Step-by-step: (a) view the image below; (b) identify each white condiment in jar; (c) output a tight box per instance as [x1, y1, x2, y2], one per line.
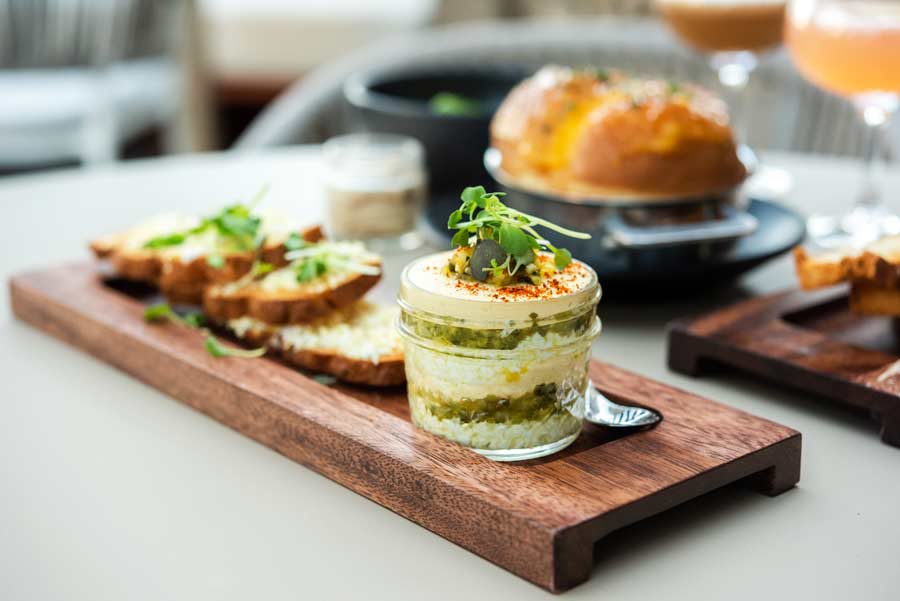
[322, 133, 427, 248]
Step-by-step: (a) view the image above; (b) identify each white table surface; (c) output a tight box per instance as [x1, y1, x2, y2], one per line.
[2, 147, 898, 601]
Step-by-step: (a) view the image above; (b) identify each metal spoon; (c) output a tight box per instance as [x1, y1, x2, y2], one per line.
[584, 384, 662, 428]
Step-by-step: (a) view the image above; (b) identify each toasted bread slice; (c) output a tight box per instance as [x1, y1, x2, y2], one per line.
[92, 213, 323, 303]
[793, 246, 855, 290]
[156, 225, 325, 305]
[203, 242, 381, 324]
[849, 280, 900, 316]
[794, 235, 900, 292]
[91, 214, 199, 283]
[226, 302, 405, 387]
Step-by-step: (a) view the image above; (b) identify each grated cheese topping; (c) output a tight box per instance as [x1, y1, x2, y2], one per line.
[227, 301, 401, 364]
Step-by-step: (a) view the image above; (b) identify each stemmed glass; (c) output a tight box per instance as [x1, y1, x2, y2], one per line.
[656, 0, 787, 142]
[786, 0, 900, 247]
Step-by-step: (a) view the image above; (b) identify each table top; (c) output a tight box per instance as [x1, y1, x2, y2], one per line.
[2, 147, 898, 601]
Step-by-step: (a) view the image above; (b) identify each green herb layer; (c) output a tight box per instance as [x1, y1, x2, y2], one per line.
[401, 310, 594, 350]
[410, 381, 585, 425]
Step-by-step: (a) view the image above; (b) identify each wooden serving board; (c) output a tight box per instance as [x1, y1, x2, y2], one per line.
[10, 263, 801, 593]
[668, 286, 900, 448]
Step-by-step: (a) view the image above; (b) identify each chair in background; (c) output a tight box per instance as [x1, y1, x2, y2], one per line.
[234, 17, 871, 159]
[0, 0, 187, 172]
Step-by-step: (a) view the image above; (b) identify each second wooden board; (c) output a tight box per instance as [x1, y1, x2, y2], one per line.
[668, 285, 900, 447]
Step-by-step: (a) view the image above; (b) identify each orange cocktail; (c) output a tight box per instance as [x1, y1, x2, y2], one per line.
[786, 1, 900, 96]
[786, 0, 900, 247]
[658, 0, 787, 54]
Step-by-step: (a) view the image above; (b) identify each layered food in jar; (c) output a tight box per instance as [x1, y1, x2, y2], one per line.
[396, 187, 601, 460]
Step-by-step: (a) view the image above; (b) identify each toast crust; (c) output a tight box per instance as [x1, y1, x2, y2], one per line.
[279, 346, 405, 387]
[203, 270, 381, 324]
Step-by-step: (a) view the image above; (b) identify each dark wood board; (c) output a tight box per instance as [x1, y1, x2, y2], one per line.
[668, 285, 900, 448]
[10, 263, 801, 593]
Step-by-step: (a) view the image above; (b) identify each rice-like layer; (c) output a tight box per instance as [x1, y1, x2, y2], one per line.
[409, 394, 582, 450]
[403, 333, 591, 400]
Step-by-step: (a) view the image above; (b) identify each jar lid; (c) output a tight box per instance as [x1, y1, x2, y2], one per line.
[398, 251, 600, 327]
[322, 133, 425, 191]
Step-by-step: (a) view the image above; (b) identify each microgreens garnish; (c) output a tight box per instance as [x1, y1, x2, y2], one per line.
[311, 373, 338, 386]
[143, 303, 264, 359]
[447, 186, 588, 277]
[203, 335, 267, 358]
[284, 231, 310, 251]
[143, 303, 206, 328]
[142, 185, 269, 253]
[285, 242, 381, 284]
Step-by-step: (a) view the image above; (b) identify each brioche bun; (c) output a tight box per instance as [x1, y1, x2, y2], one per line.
[490, 66, 747, 199]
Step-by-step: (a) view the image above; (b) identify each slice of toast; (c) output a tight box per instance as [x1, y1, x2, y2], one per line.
[92, 212, 323, 303]
[793, 235, 900, 291]
[226, 301, 405, 387]
[793, 246, 855, 290]
[156, 224, 324, 305]
[91, 213, 200, 283]
[203, 242, 381, 324]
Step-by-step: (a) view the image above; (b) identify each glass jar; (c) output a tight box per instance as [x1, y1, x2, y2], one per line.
[397, 252, 602, 461]
[321, 133, 427, 251]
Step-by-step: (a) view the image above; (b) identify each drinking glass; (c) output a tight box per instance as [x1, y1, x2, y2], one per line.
[656, 0, 787, 141]
[786, 0, 900, 247]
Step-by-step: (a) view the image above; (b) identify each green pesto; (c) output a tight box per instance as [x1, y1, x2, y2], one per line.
[402, 310, 594, 350]
[410, 382, 585, 424]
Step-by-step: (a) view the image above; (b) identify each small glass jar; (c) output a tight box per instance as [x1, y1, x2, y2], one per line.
[397, 252, 602, 461]
[321, 133, 427, 251]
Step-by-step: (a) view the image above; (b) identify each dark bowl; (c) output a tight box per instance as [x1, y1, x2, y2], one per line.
[343, 66, 529, 193]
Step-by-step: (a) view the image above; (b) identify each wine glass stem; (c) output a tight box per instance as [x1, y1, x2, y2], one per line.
[839, 97, 898, 244]
[710, 51, 758, 145]
[856, 104, 892, 209]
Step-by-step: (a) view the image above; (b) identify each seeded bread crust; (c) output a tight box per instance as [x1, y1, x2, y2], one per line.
[203, 269, 381, 324]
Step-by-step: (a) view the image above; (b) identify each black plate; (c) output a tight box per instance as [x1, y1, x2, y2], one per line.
[424, 194, 805, 298]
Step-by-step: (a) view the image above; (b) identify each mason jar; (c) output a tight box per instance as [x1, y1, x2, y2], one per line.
[397, 251, 601, 461]
[321, 133, 427, 251]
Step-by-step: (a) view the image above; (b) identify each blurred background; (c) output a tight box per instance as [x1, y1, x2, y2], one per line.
[1, 0, 892, 176]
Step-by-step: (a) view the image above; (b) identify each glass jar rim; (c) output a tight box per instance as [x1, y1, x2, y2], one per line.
[398, 251, 601, 329]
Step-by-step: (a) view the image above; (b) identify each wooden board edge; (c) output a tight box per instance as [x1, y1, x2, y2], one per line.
[548, 431, 802, 592]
